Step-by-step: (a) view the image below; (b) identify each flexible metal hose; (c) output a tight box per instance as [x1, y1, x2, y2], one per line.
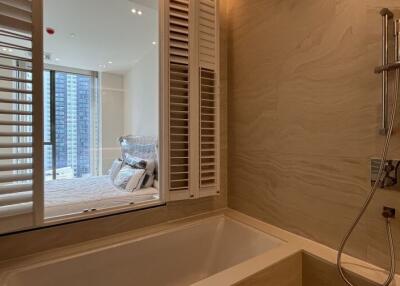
[337, 68, 400, 286]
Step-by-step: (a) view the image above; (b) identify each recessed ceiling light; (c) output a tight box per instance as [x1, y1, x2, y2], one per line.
[108, 61, 113, 64]
[1, 48, 7, 51]
[138, 10, 142, 15]
[55, 58, 60, 61]
[8, 49, 13, 52]
[131, 8, 137, 14]
[69, 33, 76, 38]
[152, 41, 157, 45]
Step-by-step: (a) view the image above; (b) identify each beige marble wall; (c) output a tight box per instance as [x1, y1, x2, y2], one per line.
[0, 0, 229, 261]
[227, 0, 400, 271]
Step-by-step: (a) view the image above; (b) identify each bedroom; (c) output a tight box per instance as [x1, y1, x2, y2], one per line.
[40, 0, 160, 218]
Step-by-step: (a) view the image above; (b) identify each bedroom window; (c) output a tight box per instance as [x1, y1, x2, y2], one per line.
[43, 69, 100, 181]
[0, 0, 220, 234]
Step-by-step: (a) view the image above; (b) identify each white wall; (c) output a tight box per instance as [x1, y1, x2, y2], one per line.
[123, 48, 159, 137]
[100, 72, 124, 174]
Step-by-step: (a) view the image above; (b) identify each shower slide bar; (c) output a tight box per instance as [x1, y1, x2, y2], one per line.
[375, 8, 400, 134]
[378, 8, 392, 134]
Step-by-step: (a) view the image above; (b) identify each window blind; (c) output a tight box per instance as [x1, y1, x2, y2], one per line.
[198, 0, 219, 196]
[0, 0, 43, 233]
[168, 0, 192, 200]
[166, 0, 219, 201]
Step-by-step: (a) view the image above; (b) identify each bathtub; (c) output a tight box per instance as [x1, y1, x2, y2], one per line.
[0, 216, 283, 286]
[1, 210, 397, 286]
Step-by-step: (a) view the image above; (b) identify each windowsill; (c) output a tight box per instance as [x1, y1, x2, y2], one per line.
[42, 198, 165, 228]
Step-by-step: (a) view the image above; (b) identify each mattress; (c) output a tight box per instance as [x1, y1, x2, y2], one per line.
[44, 176, 159, 218]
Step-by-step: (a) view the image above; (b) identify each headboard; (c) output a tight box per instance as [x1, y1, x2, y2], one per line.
[118, 135, 158, 160]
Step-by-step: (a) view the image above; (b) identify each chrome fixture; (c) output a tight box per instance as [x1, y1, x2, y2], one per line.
[370, 158, 400, 188]
[395, 19, 400, 61]
[379, 8, 392, 134]
[337, 8, 400, 286]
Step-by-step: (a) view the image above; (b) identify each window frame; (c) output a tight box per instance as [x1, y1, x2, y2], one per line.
[34, 0, 167, 227]
[43, 66, 100, 181]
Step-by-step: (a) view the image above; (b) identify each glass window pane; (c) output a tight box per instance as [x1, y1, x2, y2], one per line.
[43, 0, 160, 218]
[43, 70, 51, 143]
[55, 72, 92, 179]
[44, 144, 53, 181]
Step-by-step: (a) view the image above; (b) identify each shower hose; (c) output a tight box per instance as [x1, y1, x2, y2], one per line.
[337, 69, 400, 286]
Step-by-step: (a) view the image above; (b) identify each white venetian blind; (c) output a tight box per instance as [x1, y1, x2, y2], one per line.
[0, 0, 43, 233]
[168, 0, 192, 200]
[198, 0, 219, 196]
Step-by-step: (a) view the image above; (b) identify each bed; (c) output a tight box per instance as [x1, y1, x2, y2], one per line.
[44, 176, 159, 218]
[44, 136, 159, 218]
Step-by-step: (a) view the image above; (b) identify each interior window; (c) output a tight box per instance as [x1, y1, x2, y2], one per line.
[43, 0, 160, 219]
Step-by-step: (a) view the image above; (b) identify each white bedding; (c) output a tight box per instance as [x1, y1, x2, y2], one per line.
[45, 176, 159, 218]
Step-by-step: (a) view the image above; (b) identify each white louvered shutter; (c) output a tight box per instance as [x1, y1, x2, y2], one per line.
[166, 0, 219, 201]
[198, 0, 219, 197]
[167, 0, 193, 200]
[0, 0, 43, 233]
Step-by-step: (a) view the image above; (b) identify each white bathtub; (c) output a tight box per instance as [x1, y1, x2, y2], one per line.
[0, 216, 283, 286]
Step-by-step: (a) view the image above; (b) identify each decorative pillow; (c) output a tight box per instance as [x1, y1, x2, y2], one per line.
[125, 155, 147, 169]
[108, 159, 123, 181]
[154, 143, 159, 180]
[114, 165, 145, 191]
[141, 159, 156, 188]
[124, 154, 156, 188]
[126, 169, 146, 192]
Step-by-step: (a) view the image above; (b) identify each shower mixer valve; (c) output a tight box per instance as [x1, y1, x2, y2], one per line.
[370, 158, 400, 189]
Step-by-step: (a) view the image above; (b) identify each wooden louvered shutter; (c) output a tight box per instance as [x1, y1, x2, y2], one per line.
[167, 0, 193, 200]
[0, 0, 43, 233]
[198, 0, 219, 197]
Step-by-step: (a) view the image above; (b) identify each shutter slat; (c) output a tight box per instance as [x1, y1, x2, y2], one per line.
[0, 109, 32, 115]
[0, 192, 32, 207]
[0, 87, 32, 94]
[0, 183, 32, 195]
[0, 163, 32, 171]
[0, 63, 32, 72]
[0, 143, 32, 148]
[0, 52, 32, 62]
[0, 75, 33, 84]
[0, 173, 32, 183]
[0, 120, 32, 126]
[0, 132, 32, 136]
[0, 3, 31, 23]
[0, 97, 32, 104]
[0, 0, 32, 13]
[0, 14, 31, 33]
[0, 153, 32, 160]
[0, 28, 31, 40]
[0, 202, 31, 218]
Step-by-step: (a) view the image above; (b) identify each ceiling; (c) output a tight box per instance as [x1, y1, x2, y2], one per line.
[43, 0, 158, 74]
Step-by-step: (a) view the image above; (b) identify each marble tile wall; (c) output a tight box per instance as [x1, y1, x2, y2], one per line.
[227, 0, 400, 271]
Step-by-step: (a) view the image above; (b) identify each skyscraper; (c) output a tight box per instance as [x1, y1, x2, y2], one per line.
[44, 72, 92, 179]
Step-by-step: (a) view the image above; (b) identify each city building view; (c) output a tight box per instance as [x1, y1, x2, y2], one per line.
[44, 71, 94, 180]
